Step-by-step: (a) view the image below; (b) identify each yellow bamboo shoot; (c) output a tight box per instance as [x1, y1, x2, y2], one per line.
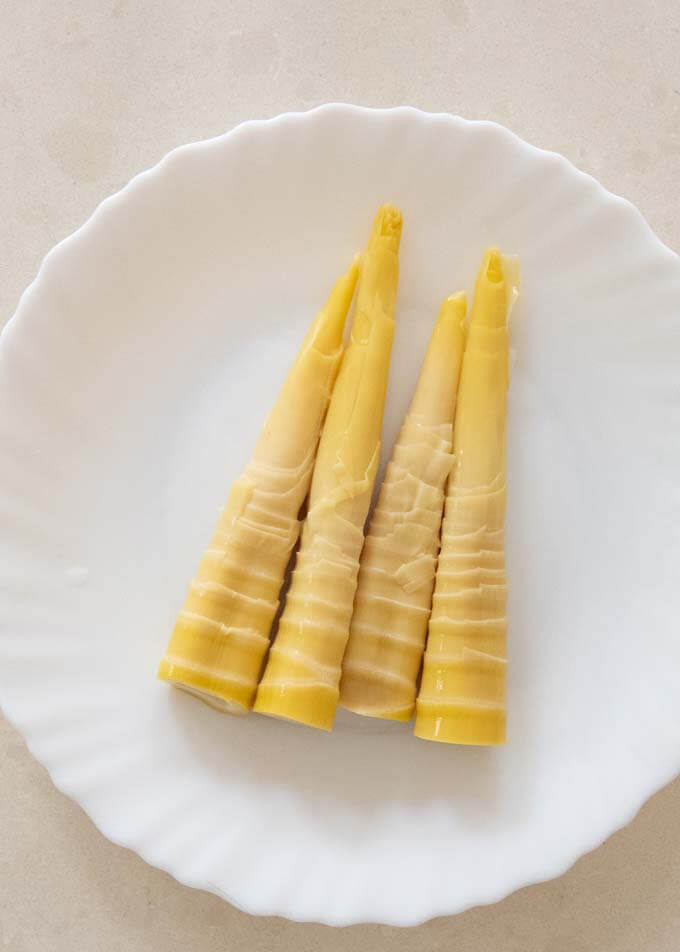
[254, 205, 402, 730]
[339, 293, 467, 721]
[157, 260, 359, 713]
[415, 248, 519, 745]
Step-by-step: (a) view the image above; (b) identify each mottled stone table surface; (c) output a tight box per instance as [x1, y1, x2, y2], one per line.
[2, 1, 679, 949]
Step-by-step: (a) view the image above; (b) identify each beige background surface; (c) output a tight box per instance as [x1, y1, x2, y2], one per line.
[1, 1, 679, 949]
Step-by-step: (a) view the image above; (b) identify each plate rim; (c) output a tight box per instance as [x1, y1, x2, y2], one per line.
[2, 102, 680, 926]
[4, 102, 678, 350]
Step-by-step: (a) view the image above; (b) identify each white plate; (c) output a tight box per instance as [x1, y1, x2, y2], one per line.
[1, 105, 680, 927]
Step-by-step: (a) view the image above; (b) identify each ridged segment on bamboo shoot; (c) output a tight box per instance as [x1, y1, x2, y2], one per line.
[415, 248, 519, 745]
[157, 261, 359, 713]
[339, 293, 467, 721]
[254, 205, 402, 730]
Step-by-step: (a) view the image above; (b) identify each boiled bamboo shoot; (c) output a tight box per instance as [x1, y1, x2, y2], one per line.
[339, 293, 466, 720]
[254, 205, 402, 730]
[157, 260, 359, 713]
[415, 248, 518, 745]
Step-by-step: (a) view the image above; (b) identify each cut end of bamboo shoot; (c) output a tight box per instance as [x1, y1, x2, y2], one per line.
[339, 673, 414, 721]
[253, 683, 336, 731]
[173, 681, 250, 716]
[414, 702, 506, 745]
[158, 657, 253, 713]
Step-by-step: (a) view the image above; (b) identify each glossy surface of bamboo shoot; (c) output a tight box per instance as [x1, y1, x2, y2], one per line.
[158, 261, 359, 713]
[415, 249, 518, 745]
[339, 293, 467, 721]
[254, 205, 402, 730]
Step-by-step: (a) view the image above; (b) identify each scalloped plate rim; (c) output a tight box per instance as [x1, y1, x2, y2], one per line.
[1, 103, 680, 927]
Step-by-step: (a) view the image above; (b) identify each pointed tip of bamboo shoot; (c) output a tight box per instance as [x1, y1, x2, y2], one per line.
[442, 290, 467, 324]
[370, 204, 403, 252]
[484, 247, 503, 283]
[471, 248, 509, 330]
[351, 205, 403, 344]
[313, 258, 360, 353]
